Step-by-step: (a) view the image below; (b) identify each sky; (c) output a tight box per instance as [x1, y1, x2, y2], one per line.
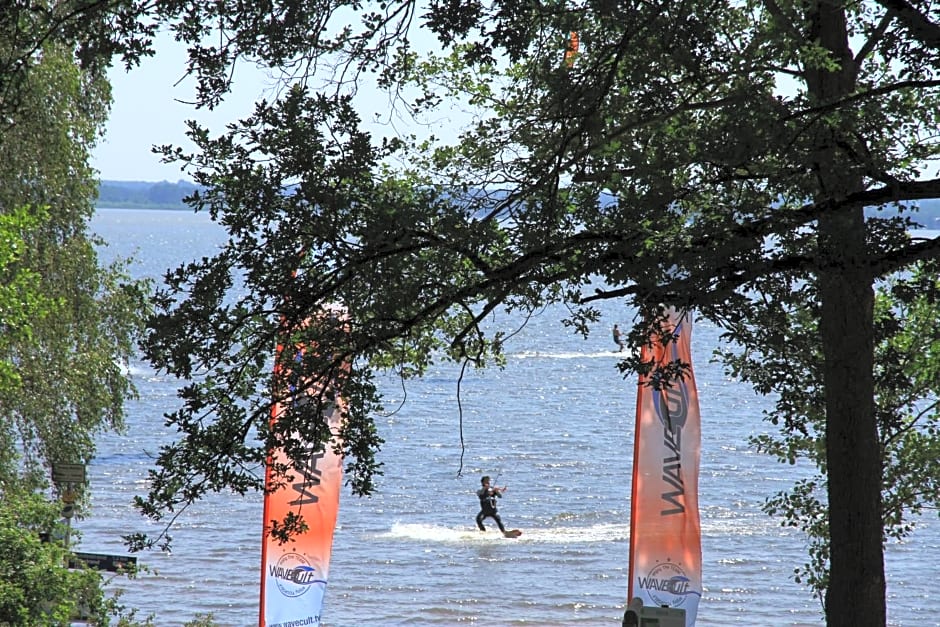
[92, 35, 273, 183]
[91, 32, 462, 183]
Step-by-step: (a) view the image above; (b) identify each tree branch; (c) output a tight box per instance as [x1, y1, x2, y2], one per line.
[875, 0, 940, 50]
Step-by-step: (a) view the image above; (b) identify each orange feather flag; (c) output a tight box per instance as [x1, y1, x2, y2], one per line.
[628, 308, 702, 625]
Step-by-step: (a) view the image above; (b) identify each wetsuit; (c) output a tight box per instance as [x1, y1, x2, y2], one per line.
[476, 486, 506, 532]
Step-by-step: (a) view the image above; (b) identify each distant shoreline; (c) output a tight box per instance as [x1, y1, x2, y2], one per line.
[96, 202, 195, 211]
[96, 179, 199, 211]
[95, 179, 940, 225]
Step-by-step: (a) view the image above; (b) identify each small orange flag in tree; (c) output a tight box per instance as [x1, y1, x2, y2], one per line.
[564, 31, 579, 67]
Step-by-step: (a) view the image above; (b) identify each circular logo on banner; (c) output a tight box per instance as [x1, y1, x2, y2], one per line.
[273, 553, 322, 598]
[645, 561, 694, 608]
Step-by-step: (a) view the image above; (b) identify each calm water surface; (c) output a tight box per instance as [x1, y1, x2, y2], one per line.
[84, 209, 939, 626]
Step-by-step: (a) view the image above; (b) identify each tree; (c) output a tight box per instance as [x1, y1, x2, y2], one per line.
[0, 7, 152, 623]
[123, 2, 940, 626]
[0, 481, 168, 626]
[0, 208, 55, 411]
[0, 37, 150, 489]
[0, 487, 105, 625]
[0, 211, 139, 626]
[0, 207, 61, 500]
[722, 258, 940, 600]
[0, 1, 156, 123]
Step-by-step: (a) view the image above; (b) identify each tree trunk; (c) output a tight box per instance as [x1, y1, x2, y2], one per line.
[818, 217, 884, 627]
[807, 3, 886, 625]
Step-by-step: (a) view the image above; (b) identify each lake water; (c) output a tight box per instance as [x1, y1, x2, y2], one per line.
[83, 208, 940, 626]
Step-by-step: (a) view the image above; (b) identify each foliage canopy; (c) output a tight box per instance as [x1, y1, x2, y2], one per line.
[0, 37, 149, 491]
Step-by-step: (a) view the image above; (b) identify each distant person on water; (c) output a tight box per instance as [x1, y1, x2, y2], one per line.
[476, 475, 507, 533]
[613, 324, 625, 352]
